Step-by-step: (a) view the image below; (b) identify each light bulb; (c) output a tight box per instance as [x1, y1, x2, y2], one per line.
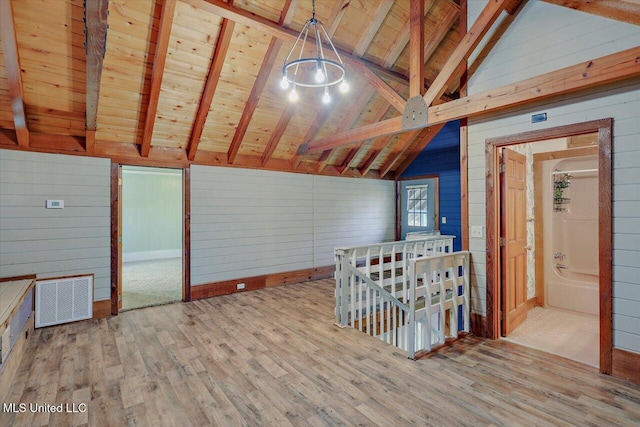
[280, 75, 289, 90]
[315, 67, 325, 83]
[322, 89, 331, 104]
[288, 87, 298, 102]
[339, 79, 349, 93]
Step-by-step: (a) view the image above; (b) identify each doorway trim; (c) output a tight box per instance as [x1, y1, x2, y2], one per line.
[485, 118, 612, 374]
[110, 163, 191, 315]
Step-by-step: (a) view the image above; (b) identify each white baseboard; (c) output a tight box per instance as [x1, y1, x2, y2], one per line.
[123, 249, 182, 263]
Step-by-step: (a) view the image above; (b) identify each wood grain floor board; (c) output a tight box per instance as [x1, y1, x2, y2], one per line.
[2, 279, 640, 426]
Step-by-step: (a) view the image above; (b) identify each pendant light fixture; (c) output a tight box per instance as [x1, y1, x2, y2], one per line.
[280, 0, 349, 104]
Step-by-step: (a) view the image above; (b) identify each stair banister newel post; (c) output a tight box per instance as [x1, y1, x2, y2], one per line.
[337, 249, 349, 327]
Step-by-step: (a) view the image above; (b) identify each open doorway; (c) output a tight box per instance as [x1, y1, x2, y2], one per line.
[485, 119, 612, 373]
[119, 166, 184, 310]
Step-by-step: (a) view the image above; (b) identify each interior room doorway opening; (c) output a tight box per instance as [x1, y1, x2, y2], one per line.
[485, 119, 612, 374]
[119, 166, 184, 311]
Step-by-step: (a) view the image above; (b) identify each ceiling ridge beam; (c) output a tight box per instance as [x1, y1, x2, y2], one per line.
[85, 0, 109, 135]
[392, 122, 446, 178]
[422, 0, 510, 108]
[261, 104, 296, 166]
[140, 0, 177, 158]
[0, 0, 29, 147]
[227, 38, 283, 164]
[186, 18, 236, 161]
[352, 0, 393, 57]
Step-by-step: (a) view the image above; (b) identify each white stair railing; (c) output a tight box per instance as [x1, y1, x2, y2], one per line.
[335, 237, 469, 358]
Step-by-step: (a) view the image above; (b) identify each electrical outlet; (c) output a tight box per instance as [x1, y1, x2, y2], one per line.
[441, 216, 447, 224]
[236, 283, 245, 290]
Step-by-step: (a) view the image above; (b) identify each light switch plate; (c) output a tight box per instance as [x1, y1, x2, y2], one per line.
[46, 200, 64, 209]
[471, 226, 484, 238]
[441, 217, 447, 224]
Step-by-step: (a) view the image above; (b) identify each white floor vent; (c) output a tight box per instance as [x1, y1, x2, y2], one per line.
[35, 275, 93, 328]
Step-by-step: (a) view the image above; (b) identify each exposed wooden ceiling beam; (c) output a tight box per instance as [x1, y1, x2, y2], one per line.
[316, 86, 376, 173]
[326, 0, 350, 36]
[227, 38, 283, 164]
[423, 0, 511, 108]
[542, 0, 640, 26]
[186, 18, 236, 161]
[85, 0, 109, 133]
[300, 45, 640, 154]
[281, 0, 297, 26]
[357, 133, 394, 176]
[423, 3, 459, 63]
[140, 0, 176, 158]
[0, 0, 29, 147]
[431, 45, 640, 123]
[383, 0, 436, 69]
[188, 0, 425, 94]
[352, 0, 394, 57]
[348, 62, 406, 112]
[409, 0, 425, 97]
[290, 107, 332, 168]
[261, 103, 296, 166]
[392, 122, 446, 177]
[338, 100, 396, 174]
[379, 129, 423, 178]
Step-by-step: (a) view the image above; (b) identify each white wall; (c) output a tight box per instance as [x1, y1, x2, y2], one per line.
[0, 150, 111, 301]
[190, 166, 395, 285]
[466, 2, 640, 353]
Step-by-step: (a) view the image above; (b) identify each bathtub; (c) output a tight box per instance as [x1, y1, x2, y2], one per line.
[543, 155, 599, 316]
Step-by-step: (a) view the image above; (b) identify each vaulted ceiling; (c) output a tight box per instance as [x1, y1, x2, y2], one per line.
[0, 0, 638, 179]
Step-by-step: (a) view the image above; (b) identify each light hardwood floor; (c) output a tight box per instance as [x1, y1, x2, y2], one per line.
[2, 279, 640, 426]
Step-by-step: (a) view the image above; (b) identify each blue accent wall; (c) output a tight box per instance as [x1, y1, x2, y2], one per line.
[400, 120, 461, 251]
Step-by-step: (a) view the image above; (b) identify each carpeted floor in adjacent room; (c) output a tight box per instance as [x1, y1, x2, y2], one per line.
[122, 257, 182, 310]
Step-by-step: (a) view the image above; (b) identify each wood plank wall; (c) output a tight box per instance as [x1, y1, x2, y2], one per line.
[466, 1, 640, 352]
[0, 150, 111, 300]
[190, 166, 395, 286]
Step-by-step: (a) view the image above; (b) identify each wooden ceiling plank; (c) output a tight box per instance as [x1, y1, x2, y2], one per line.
[422, 0, 510, 107]
[85, 0, 109, 132]
[189, 0, 419, 91]
[260, 104, 296, 166]
[0, 0, 29, 147]
[352, 0, 393, 57]
[379, 129, 423, 178]
[393, 122, 446, 178]
[302, 44, 640, 154]
[423, 4, 459, 64]
[227, 37, 283, 164]
[430, 45, 640, 124]
[186, 18, 236, 161]
[383, 0, 435, 69]
[357, 134, 394, 176]
[349, 62, 406, 112]
[140, 0, 177, 158]
[409, 0, 425, 97]
[542, 0, 640, 25]
[281, 0, 298, 26]
[316, 86, 376, 173]
[290, 107, 332, 168]
[326, 0, 351, 36]
[338, 100, 395, 174]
